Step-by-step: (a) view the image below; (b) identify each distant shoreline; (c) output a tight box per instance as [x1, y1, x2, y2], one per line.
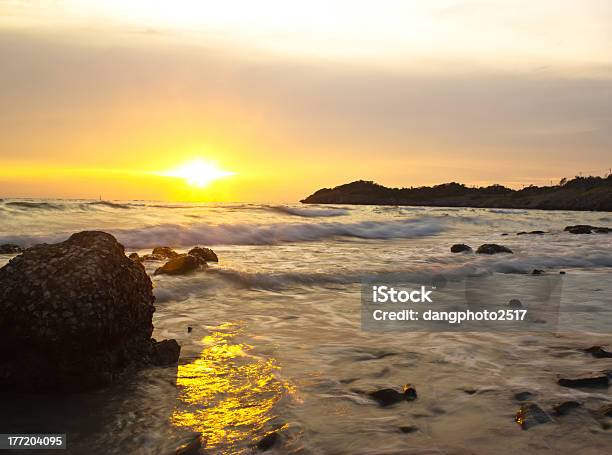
[301, 176, 612, 212]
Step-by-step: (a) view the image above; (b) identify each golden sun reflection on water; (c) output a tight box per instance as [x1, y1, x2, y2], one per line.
[171, 323, 293, 453]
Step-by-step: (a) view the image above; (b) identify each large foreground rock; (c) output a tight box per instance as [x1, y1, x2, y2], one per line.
[0, 231, 179, 391]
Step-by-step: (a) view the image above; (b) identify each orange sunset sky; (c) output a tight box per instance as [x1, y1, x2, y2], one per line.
[1, 1, 611, 202]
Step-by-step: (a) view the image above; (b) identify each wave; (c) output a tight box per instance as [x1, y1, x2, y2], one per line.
[201, 251, 612, 291]
[5, 201, 65, 210]
[268, 205, 349, 217]
[85, 201, 133, 209]
[114, 217, 446, 247]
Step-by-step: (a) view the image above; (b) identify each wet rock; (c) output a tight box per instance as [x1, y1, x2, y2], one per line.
[398, 425, 418, 433]
[559, 271, 566, 274]
[450, 244, 472, 253]
[128, 252, 141, 262]
[517, 230, 546, 235]
[188, 246, 218, 262]
[152, 246, 180, 259]
[0, 231, 158, 391]
[597, 404, 612, 417]
[584, 346, 612, 358]
[187, 326, 193, 333]
[256, 432, 279, 452]
[174, 433, 203, 455]
[141, 253, 167, 262]
[367, 384, 417, 406]
[508, 299, 523, 309]
[476, 244, 513, 254]
[154, 255, 205, 276]
[558, 373, 609, 389]
[532, 269, 544, 275]
[564, 225, 610, 234]
[515, 403, 552, 430]
[552, 401, 582, 416]
[152, 339, 181, 366]
[463, 389, 477, 395]
[514, 391, 533, 401]
[0, 243, 22, 254]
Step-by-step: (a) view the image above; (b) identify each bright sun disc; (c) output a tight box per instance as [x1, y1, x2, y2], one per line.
[162, 159, 236, 188]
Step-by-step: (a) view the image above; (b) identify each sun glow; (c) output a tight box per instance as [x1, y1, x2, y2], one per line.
[161, 159, 236, 188]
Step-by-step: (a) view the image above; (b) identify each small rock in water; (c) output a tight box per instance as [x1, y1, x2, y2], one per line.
[152, 246, 180, 259]
[508, 299, 523, 309]
[559, 271, 566, 274]
[188, 246, 219, 262]
[152, 339, 181, 366]
[367, 384, 417, 406]
[597, 404, 612, 417]
[154, 255, 205, 276]
[558, 373, 609, 389]
[532, 269, 544, 275]
[450, 244, 472, 253]
[476, 244, 513, 254]
[0, 243, 22, 254]
[256, 432, 279, 452]
[187, 326, 193, 333]
[517, 230, 546, 235]
[403, 384, 417, 401]
[128, 252, 141, 262]
[584, 346, 612, 358]
[513, 391, 533, 401]
[552, 401, 582, 416]
[515, 403, 552, 430]
[175, 433, 202, 455]
[398, 425, 418, 433]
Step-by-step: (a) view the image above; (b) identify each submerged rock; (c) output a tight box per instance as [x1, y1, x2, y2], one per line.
[532, 269, 544, 275]
[256, 432, 279, 452]
[0, 243, 22, 254]
[476, 244, 513, 254]
[450, 244, 472, 253]
[152, 246, 180, 259]
[584, 346, 612, 358]
[0, 231, 178, 391]
[564, 225, 610, 234]
[552, 401, 582, 416]
[517, 230, 546, 235]
[513, 391, 533, 401]
[515, 403, 552, 430]
[154, 254, 205, 276]
[398, 425, 418, 433]
[558, 373, 609, 389]
[367, 384, 417, 407]
[188, 246, 218, 262]
[598, 404, 612, 417]
[508, 299, 523, 309]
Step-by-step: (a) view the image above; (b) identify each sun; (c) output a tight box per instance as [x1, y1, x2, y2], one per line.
[162, 159, 236, 188]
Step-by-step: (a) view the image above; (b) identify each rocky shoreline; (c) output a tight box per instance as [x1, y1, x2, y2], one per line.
[301, 175, 612, 211]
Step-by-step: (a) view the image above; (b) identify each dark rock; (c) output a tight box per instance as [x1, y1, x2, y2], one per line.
[501, 233, 509, 236]
[514, 391, 533, 401]
[175, 433, 203, 455]
[515, 404, 552, 429]
[517, 230, 546, 235]
[450, 244, 472, 253]
[476, 244, 513, 254]
[256, 432, 279, 452]
[367, 384, 417, 407]
[152, 339, 181, 366]
[463, 389, 477, 395]
[128, 252, 141, 262]
[152, 246, 180, 259]
[154, 255, 205, 276]
[584, 346, 612, 358]
[552, 401, 582, 416]
[0, 244, 22, 254]
[532, 269, 544, 275]
[559, 271, 566, 274]
[398, 426, 418, 433]
[558, 373, 609, 389]
[598, 404, 612, 417]
[508, 299, 523, 309]
[188, 246, 218, 262]
[564, 225, 610, 234]
[141, 253, 167, 262]
[0, 231, 158, 391]
[187, 326, 193, 333]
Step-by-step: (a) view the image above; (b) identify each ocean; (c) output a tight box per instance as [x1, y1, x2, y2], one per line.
[0, 199, 611, 454]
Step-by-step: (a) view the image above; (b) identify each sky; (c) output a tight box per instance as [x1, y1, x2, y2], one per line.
[0, 0, 610, 202]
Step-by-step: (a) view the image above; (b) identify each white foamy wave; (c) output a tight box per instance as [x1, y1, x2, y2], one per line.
[268, 205, 349, 217]
[112, 217, 445, 247]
